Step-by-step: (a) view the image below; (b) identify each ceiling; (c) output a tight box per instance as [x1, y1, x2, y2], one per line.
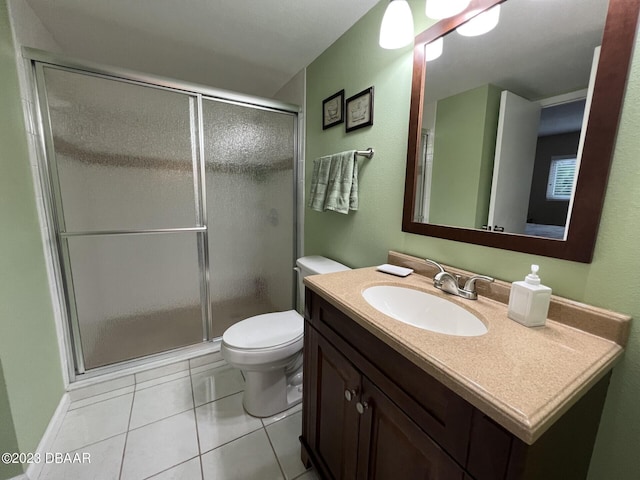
[418, 0, 609, 136]
[24, 0, 380, 98]
[423, 0, 608, 104]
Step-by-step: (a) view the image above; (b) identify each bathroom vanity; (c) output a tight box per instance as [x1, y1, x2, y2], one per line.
[300, 252, 629, 480]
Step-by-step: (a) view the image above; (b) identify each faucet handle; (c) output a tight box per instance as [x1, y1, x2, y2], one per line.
[424, 258, 445, 274]
[463, 275, 495, 293]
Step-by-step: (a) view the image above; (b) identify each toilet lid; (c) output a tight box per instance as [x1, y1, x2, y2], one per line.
[222, 310, 303, 350]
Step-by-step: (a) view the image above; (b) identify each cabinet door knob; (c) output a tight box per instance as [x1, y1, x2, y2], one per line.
[344, 389, 357, 402]
[356, 401, 369, 414]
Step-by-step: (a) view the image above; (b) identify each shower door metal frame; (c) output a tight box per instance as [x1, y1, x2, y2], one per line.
[24, 47, 301, 381]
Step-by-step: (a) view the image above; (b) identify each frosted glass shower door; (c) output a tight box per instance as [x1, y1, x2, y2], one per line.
[38, 65, 207, 371]
[202, 99, 297, 337]
[66, 234, 203, 369]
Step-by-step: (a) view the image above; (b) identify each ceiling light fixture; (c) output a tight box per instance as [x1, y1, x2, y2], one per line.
[456, 5, 501, 36]
[425, 0, 471, 20]
[424, 37, 443, 61]
[379, 0, 415, 49]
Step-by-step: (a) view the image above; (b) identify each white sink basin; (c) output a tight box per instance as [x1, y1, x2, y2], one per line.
[361, 285, 487, 337]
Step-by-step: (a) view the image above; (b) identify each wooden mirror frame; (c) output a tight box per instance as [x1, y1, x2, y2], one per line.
[402, 0, 640, 263]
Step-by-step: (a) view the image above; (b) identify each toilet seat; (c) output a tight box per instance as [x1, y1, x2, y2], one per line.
[221, 310, 304, 369]
[223, 310, 303, 351]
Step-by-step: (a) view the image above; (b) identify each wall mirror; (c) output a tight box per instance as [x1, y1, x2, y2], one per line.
[402, 0, 639, 262]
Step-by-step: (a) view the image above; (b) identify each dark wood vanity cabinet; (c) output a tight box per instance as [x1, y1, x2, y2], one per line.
[303, 328, 360, 479]
[304, 325, 464, 479]
[301, 289, 611, 480]
[357, 377, 466, 479]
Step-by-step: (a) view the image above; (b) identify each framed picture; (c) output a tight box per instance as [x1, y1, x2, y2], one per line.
[345, 87, 374, 133]
[322, 90, 344, 130]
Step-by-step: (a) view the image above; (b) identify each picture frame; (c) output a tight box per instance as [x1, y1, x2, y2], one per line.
[322, 90, 344, 130]
[345, 87, 374, 133]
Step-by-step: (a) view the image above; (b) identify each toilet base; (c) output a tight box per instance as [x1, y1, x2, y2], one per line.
[242, 366, 303, 417]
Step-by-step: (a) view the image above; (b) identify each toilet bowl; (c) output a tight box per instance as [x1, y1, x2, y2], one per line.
[221, 256, 350, 417]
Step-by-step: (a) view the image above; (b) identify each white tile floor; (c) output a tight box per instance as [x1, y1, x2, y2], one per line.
[39, 356, 318, 480]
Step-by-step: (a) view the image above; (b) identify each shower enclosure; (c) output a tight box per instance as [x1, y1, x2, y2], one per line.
[29, 50, 299, 376]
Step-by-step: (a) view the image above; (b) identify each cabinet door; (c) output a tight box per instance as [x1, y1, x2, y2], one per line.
[356, 378, 465, 480]
[308, 291, 473, 464]
[304, 325, 361, 480]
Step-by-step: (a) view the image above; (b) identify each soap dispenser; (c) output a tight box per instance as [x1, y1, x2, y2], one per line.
[507, 264, 552, 327]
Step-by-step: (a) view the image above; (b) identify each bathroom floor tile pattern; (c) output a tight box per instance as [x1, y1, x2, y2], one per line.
[39, 361, 317, 480]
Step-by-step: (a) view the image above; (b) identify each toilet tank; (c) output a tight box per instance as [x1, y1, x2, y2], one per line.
[295, 256, 350, 312]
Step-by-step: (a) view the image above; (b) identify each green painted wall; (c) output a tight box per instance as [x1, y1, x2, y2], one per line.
[306, 1, 640, 478]
[0, 1, 64, 476]
[430, 84, 501, 228]
[0, 361, 21, 479]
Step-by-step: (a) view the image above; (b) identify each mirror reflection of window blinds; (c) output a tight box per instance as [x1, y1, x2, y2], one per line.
[547, 157, 577, 201]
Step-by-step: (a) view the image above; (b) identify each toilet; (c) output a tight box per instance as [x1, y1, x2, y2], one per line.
[221, 256, 350, 417]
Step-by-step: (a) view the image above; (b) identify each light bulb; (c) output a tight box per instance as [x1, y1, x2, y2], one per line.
[424, 37, 443, 61]
[379, 0, 414, 49]
[425, 0, 471, 20]
[457, 5, 501, 37]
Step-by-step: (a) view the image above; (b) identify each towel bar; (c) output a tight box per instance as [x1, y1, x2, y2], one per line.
[355, 148, 374, 159]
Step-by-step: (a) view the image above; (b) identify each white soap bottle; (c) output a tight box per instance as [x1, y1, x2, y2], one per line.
[507, 264, 552, 327]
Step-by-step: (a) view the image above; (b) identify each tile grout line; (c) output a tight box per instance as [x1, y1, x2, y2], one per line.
[140, 456, 200, 480]
[188, 367, 206, 480]
[198, 424, 265, 457]
[41, 356, 223, 478]
[189, 358, 226, 372]
[68, 354, 220, 406]
[111, 364, 220, 479]
[194, 388, 244, 410]
[263, 423, 288, 480]
[118, 388, 137, 480]
[50, 431, 128, 458]
[39, 394, 138, 478]
[128, 405, 195, 432]
[52, 359, 306, 479]
[67, 373, 242, 445]
[68, 388, 135, 411]
[69, 358, 221, 408]
[103, 377, 238, 436]
[134, 371, 191, 392]
[71, 353, 218, 398]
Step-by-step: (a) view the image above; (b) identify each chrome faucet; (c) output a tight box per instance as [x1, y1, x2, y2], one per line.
[424, 259, 494, 300]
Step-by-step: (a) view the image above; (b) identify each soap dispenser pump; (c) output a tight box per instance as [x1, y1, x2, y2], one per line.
[507, 264, 552, 327]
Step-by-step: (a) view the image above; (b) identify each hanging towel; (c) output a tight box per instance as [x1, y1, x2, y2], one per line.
[308, 150, 358, 214]
[324, 150, 358, 214]
[308, 155, 332, 212]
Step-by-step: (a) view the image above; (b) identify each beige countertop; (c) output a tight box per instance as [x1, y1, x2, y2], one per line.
[304, 266, 625, 444]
